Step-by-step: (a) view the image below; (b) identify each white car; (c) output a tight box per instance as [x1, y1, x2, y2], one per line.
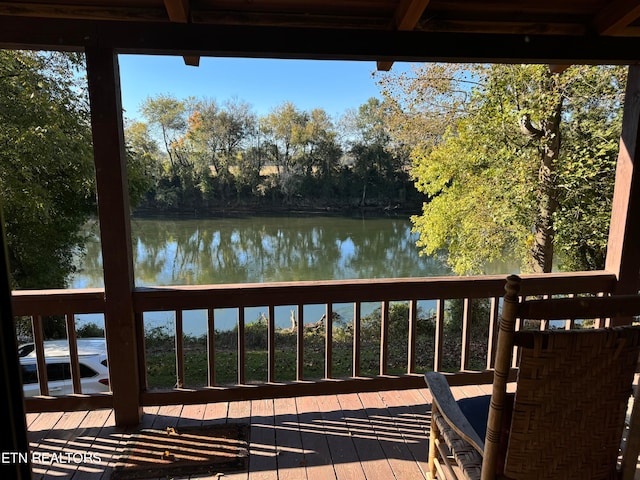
[19, 338, 110, 397]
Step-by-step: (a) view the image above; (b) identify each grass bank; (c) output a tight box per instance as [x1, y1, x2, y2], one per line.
[141, 301, 492, 389]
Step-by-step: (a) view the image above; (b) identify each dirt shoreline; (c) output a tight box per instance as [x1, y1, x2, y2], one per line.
[132, 203, 421, 219]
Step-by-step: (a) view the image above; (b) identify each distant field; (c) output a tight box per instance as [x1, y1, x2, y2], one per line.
[224, 165, 279, 176]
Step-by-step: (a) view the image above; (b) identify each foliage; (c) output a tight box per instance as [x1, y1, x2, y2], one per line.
[141, 301, 494, 388]
[76, 322, 105, 338]
[129, 95, 415, 213]
[0, 50, 96, 289]
[553, 67, 625, 270]
[343, 98, 412, 206]
[381, 64, 626, 274]
[125, 121, 160, 208]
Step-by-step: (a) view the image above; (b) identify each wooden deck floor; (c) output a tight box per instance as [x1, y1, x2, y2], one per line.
[27, 384, 495, 480]
[25, 382, 640, 479]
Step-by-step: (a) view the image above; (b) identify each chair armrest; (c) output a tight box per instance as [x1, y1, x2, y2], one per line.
[425, 372, 485, 454]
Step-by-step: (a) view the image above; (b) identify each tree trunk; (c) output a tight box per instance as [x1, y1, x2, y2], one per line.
[531, 91, 563, 273]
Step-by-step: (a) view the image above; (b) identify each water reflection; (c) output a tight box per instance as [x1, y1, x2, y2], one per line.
[71, 215, 520, 335]
[72, 216, 455, 288]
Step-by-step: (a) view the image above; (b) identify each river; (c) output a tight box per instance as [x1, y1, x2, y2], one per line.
[70, 215, 519, 335]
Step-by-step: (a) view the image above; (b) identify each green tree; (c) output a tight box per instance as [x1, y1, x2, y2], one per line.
[383, 64, 625, 274]
[140, 94, 188, 168]
[344, 97, 410, 205]
[187, 98, 256, 199]
[125, 121, 159, 208]
[260, 102, 309, 200]
[0, 51, 95, 290]
[140, 94, 207, 209]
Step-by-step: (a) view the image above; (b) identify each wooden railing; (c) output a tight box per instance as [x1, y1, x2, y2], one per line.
[11, 288, 112, 412]
[12, 271, 618, 412]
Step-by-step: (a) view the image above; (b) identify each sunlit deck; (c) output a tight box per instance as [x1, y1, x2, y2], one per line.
[27, 385, 493, 480]
[27, 380, 640, 480]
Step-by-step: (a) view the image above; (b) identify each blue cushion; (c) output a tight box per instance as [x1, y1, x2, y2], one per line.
[457, 394, 491, 440]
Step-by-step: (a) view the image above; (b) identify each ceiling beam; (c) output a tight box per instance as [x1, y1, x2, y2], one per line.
[394, 0, 432, 31]
[183, 55, 200, 66]
[548, 64, 571, 74]
[595, 0, 640, 35]
[377, 0, 431, 71]
[163, 0, 200, 66]
[2, 17, 640, 65]
[0, 2, 165, 22]
[164, 0, 189, 23]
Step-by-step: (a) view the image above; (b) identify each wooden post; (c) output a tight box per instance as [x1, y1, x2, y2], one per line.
[606, 65, 640, 305]
[85, 47, 141, 426]
[0, 209, 31, 479]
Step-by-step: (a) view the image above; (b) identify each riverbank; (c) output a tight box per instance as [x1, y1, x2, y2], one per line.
[131, 199, 424, 219]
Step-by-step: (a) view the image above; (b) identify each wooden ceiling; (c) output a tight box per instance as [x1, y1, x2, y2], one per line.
[1, 0, 640, 67]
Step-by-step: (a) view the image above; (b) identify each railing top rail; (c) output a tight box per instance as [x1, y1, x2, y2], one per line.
[11, 288, 105, 316]
[132, 271, 616, 312]
[9, 271, 616, 314]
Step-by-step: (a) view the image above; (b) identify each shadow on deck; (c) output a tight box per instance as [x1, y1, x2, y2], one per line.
[27, 382, 639, 480]
[28, 385, 478, 480]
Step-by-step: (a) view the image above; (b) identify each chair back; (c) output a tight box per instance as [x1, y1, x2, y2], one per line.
[506, 327, 640, 479]
[482, 275, 640, 480]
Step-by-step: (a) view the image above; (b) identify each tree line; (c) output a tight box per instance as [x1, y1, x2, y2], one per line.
[126, 95, 419, 214]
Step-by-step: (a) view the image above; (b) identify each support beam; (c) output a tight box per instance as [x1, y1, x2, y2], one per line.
[0, 210, 31, 478]
[605, 65, 640, 298]
[3, 18, 640, 65]
[595, 0, 640, 35]
[163, 0, 200, 66]
[85, 47, 142, 426]
[377, 0, 431, 71]
[183, 55, 200, 66]
[163, 0, 189, 23]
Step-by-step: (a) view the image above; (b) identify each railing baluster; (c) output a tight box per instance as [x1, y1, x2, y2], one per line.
[175, 310, 184, 388]
[136, 312, 147, 390]
[325, 303, 333, 379]
[596, 292, 607, 328]
[486, 297, 499, 370]
[512, 298, 523, 368]
[32, 315, 49, 396]
[408, 300, 418, 374]
[461, 298, 472, 371]
[296, 305, 304, 381]
[238, 308, 245, 384]
[207, 308, 215, 387]
[566, 293, 575, 330]
[65, 312, 82, 394]
[353, 302, 361, 377]
[434, 299, 445, 372]
[540, 294, 550, 331]
[268, 304, 275, 383]
[380, 301, 389, 376]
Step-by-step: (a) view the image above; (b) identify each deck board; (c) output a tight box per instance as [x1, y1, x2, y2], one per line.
[378, 389, 431, 475]
[296, 395, 337, 480]
[358, 390, 426, 480]
[24, 388, 438, 480]
[247, 398, 278, 480]
[23, 384, 585, 480]
[316, 393, 368, 480]
[336, 392, 395, 480]
[273, 397, 307, 480]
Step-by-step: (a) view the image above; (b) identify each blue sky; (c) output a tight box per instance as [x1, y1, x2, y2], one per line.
[117, 55, 402, 121]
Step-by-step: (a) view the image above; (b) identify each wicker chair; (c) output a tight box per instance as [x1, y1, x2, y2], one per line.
[425, 274, 640, 480]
